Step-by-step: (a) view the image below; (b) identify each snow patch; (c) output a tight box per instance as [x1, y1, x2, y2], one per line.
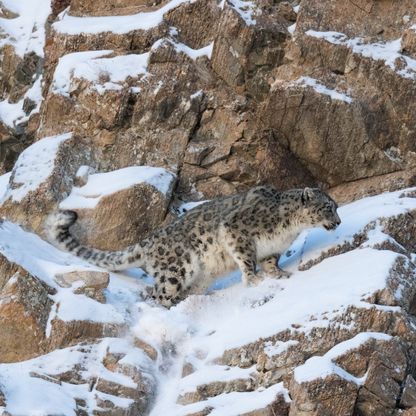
[228, 0, 257, 26]
[294, 332, 392, 383]
[190, 90, 203, 100]
[177, 200, 208, 216]
[0, 75, 43, 128]
[296, 76, 353, 103]
[264, 340, 299, 357]
[0, 172, 11, 201]
[53, 0, 193, 35]
[152, 38, 214, 60]
[0, 0, 51, 57]
[52, 39, 212, 97]
[306, 30, 416, 79]
[60, 166, 176, 210]
[0, 133, 72, 203]
[173, 383, 289, 416]
[52, 50, 149, 96]
[179, 365, 255, 395]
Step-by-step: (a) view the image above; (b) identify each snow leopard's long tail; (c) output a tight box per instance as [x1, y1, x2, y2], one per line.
[45, 210, 146, 271]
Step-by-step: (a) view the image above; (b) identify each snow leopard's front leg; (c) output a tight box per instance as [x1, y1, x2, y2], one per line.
[223, 228, 260, 286]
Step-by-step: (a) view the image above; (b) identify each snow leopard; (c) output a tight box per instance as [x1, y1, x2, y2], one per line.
[47, 186, 341, 307]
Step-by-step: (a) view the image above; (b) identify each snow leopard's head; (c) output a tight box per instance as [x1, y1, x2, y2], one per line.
[301, 188, 341, 231]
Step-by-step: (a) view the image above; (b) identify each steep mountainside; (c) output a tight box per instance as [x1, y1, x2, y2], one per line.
[0, 0, 416, 415]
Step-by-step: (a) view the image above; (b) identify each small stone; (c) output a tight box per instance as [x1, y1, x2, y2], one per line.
[54, 270, 109, 302]
[134, 337, 158, 361]
[182, 360, 196, 377]
[54, 270, 110, 290]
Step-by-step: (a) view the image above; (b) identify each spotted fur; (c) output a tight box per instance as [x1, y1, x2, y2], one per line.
[47, 186, 341, 307]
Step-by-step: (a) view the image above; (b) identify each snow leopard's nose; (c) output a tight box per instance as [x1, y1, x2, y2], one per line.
[335, 213, 341, 226]
[330, 214, 341, 229]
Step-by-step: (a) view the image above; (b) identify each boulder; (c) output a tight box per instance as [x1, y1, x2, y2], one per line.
[165, 0, 220, 49]
[211, 1, 288, 100]
[290, 336, 408, 416]
[289, 373, 358, 416]
[0, 267, 53, 362]
[59, 165, 176, 250]
[47, 319, 123, 351]
[0, 132, 94, 235]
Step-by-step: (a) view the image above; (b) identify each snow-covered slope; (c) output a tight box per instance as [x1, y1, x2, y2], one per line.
[1, 1, 416, 414]
[0, 186, 415, 415]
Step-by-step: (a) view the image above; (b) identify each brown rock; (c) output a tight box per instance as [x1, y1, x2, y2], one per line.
[361, 358, 401, 408]
[66, 175, 175, 251]
[402, 28, 416, 57]
[289, 373, 358, 416]
[165, 0, 220, 49]
[134, 337, 158, 361]
[0, 253, 21, 292]
[211, 2, 288, 100]
[375, 254, 416, 313]
[381, 208, 416, 255]
[50, 0, 71, 18]
[184, 409, 213, 416]
[54, 270, 110, 302]
[0, 269, 53, 362]
[329, 169, 416, 204]
[54, 270, 109, 290]
[401, 375, 416, 408]
[0, 134, 94, 235]
[178, 376, 256, 405]
[47, 319, 123, 351]
[182, 360, 196, 377]
[0, 46, 40, 102]
[296, 0, 415, 40]
[98, 347, 156, 414]
[242, 394, 290, 416]
[69, 0, 161, 17]
[355, 388, 395, 416]
[261, 79, 399, 186]
[0, 4, 18, 18]
[39, 86, 133, 139]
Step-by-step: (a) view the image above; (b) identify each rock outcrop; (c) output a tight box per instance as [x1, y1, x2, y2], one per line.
[0, 0, 416, 415]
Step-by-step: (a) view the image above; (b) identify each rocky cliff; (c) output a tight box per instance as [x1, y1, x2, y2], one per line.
[0, 0, 416, 415]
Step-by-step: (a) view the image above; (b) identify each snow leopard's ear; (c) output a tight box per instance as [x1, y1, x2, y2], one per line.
[301, 187, 315, 205]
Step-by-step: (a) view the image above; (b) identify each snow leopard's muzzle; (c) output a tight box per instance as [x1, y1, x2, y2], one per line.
[323, 213, 341, 230]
